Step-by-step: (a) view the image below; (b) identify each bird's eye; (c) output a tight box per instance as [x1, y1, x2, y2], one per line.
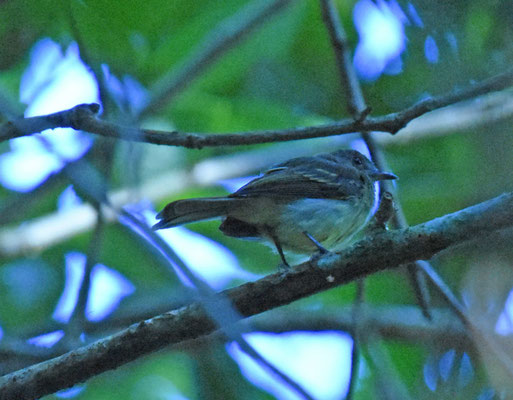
[353, 156, 362, 166]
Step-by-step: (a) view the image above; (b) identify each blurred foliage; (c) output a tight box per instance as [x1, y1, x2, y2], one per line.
[0, 0, 513, 399]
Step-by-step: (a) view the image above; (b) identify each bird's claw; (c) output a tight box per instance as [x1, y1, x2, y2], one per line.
[277, 261, 291, 272]
[308, 248, 332, 267]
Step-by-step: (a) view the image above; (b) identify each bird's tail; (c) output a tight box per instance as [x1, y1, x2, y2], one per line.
[152, 197, 244, 230]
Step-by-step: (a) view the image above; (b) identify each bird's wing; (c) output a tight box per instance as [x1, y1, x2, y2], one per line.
[231, 157, 362, 199]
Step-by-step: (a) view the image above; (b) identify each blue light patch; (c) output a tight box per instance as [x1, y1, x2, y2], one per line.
[0, 146, 62, 192]
[52, 252, 86, 323]
[55, 386, 85, 399]
[28, 330, 64, 348]
[85, 264, 135, 322]
[439, 349, 455, 382]
[218, 175, 257, 193]
[458, 353, 474, 388]
[0, 39, 98, 192]
[424, 35, 439, 64]
[423, 356, 438, 392]
[407, 2, 423, 27]
[57, 185, 82, 212]
[102, 64, 149, 114]
[353, 0, 407, 81]
[136, 207, 260, 290]
[445, 32, 458, 54]
[52, 251, 135, 323]
[227, 331, 353, 400]
[156, 224, 260, 290]
[495, 287, 513, 335]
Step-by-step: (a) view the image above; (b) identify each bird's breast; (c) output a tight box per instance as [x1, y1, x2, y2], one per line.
[276, 195, 374, 253]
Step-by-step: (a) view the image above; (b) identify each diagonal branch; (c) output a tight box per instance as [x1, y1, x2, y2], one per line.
[319, 0, 435, 321]
[1, 191, 512, 400]
[318, 3, 372, 396]
[1, 68, 513, 147]
[319, 0, 366, 116]
[142, 0, 293, 117]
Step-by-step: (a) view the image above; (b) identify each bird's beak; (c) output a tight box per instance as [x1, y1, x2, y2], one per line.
[369, 170, 398, 181]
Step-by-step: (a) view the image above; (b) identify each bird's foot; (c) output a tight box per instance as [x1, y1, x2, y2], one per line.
[308, 249, 333, 268]
[277, 261, 291, 272]
[303, 231, 328, 254]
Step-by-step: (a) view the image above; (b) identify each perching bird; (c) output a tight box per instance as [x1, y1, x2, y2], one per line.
[153, 149, 397, 266]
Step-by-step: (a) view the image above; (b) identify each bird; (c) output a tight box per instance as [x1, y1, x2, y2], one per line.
[153, 149, 397, 267]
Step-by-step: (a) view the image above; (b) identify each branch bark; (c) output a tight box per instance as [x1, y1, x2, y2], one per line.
[1, 68, 513, 147]
[1, 191, 512, 400]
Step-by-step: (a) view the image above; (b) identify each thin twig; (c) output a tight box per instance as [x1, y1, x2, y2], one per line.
[319, 0, 366, 114]
[66, 3, 110, 114]
[319, 0, 434, 320]
[319, 0, 429, 392]
[371, 192, 395, 229]
[362, 339, 411, 400]
[142, 0, 293, 117]
[368, 133, 434, 320]
[318, 4, 370, 396]
[119, 210, 316, 400]
[1, 191, 512, 400]
[2, 67, 513, 146]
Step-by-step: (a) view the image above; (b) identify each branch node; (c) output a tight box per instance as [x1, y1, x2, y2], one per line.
[185, 134, 204, 150]
[69, 103, 101, 130]
[355, 106, 372, 123]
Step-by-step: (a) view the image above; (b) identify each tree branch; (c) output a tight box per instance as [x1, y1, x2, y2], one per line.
[319, 0, 366, 116]
[318, 0, 435, 322]
[0, 103, 101, 141]
[0, 305, 468, 375]
[317, 11, 373, 392]
[1, 191, 512, 400]
[1, 68, 513, 147]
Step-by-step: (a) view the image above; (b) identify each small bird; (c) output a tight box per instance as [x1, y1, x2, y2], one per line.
[153, 149, 397, 266]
